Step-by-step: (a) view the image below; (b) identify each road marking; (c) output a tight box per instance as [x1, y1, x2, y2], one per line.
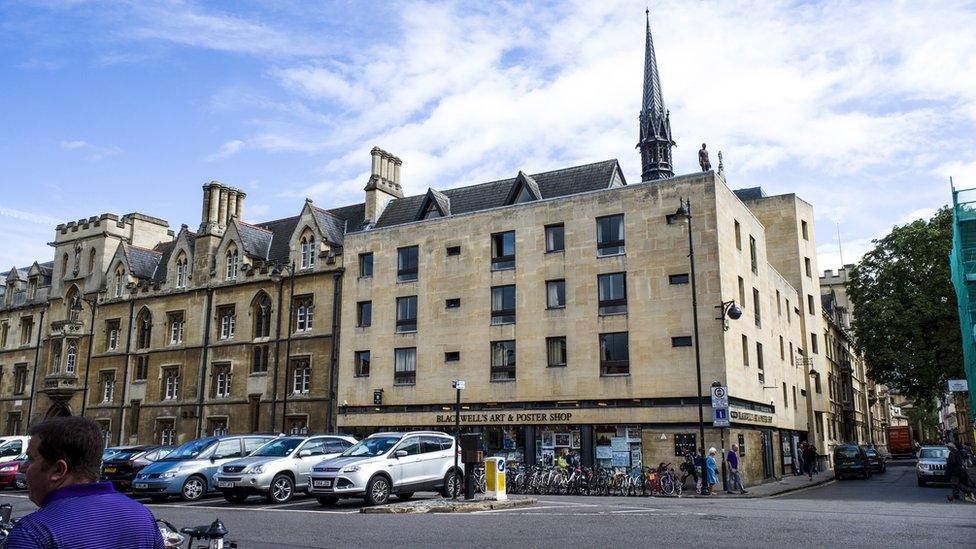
[469, 505, 565, 514]
[610, 508, 662, 513]
[147, 503, 359, 514]
[0, 494, 29, 500]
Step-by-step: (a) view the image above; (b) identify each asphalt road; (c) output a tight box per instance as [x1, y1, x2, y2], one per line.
[0, 462, 972, 548]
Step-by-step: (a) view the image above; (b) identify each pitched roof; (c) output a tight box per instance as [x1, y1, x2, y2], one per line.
[311, 206, 348, 246]
[255, 216, 300, 263]
[733, 187, 766, 201]
[415, 188, 451, 221]
[505, 171, 541, 204]
[372, 160, 622, 230]
[123, 244, 163, 280]
[237, 222, 273, 259]
[151, 241, 177, 283]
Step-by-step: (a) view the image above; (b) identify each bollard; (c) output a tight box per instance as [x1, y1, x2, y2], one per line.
[484, 457, 507, 501]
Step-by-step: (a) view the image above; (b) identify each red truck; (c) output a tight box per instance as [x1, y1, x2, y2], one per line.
[887, 426, 915, 457]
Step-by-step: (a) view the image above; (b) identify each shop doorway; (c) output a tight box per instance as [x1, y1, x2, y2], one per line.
[761, 430, 774, 479]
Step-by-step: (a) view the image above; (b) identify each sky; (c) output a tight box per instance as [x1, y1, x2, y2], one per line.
[1, 0, 974, 274]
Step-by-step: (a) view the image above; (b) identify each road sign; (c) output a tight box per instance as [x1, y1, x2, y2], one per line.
[453, 380, 466, 390]
[948, 379, 968, 392]
[711, 386, 730, 427]
[713, 408, 730, 427]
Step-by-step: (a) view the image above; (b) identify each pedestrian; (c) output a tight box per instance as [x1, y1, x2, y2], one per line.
[802, 443, 818, 480]
[796, 442, 806, 476]
[706, 448, 719, 494]
[726, 444, 748, 494]
[4, 416, 165, 548]
[946, 443, 976, 503]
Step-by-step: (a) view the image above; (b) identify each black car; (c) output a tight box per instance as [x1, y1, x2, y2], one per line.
[833, 444, 872, 480]
[100, 445, 174, 492]
[865, 448, 887, 473]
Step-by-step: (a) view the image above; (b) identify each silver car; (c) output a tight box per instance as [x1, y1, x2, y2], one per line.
[916, 445, 950, 486]
[308, 431, 462, 506]
[215, 435, 357, 504]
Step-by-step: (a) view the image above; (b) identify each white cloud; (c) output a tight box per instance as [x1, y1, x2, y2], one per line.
[0, 206, 62, 226]
[59, 139, 122, 160]
[205, 139, 246, 161]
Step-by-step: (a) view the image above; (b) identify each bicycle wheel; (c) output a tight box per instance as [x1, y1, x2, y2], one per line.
[661, 474, 675, 496]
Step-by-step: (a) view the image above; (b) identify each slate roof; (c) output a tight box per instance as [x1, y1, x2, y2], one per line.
[733, 187, 766, 201]
[311, 206, 349, 247]
[372, 160, 622, 230]
[237, 222, 273, 259]
[124, 244, 163, 280]
[36, 262, 53, 278]
[152, 241, 177, 283]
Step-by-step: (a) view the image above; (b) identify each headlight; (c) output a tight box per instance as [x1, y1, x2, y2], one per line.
[0, 466, 17, 472]
[341, 465, 360, 473]
[247, 465, 265, 474]
[160, 471, 180, 478]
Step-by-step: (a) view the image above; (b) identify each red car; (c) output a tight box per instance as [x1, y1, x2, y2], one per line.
[0, 456, 27, 490]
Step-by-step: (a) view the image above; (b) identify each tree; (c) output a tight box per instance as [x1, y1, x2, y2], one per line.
[847, 207, 964, 405]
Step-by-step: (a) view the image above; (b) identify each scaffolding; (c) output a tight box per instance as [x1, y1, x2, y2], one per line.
[949, 185, 976, 430]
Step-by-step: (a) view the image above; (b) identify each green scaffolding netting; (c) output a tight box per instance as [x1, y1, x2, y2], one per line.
[950, 186, 976, 421]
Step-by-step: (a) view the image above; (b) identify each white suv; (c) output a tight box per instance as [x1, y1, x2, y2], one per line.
[308, 431, 462, 506]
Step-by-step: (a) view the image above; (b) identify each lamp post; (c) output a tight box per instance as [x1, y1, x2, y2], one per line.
[672, 198, 708, 494]
[73, 294, 99, 416]
[451, 379, 465, 500]
[270, 261, 296, 434]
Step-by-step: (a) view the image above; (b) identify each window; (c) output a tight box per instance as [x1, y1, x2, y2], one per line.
[114, 267, 125, 297]
[169, 312, 185, 345]
[396, 296, 418, 333]
[212, 363, 231, 398]
[134, 356, 149, 381]
[546, 280, 565, 309]
[50, 340, 62, 373]
[300, 234, 316, 269]
[490, 231, 516, 270]
[738, 277, 746, 307]
[355, 351, 371, 377]
[749, 236, 757, 274]
[157, 419, 176, 445]
[490, 340, 516, 381]
[446, 246, 461, 256]
[218, 306, 236, 340]
[359, 252, 374, 277]
[13, 365, 27, 395]
[225, 247, 240, 280]
[136, 310, 152, 349]
[789, 342, 794, 366]
[62, 342, 76, 374]
[801, 220, 809, 240]
[175, 254, 188, 288]
[672, 336, 692, 347]
[547, 337, 567, 367]
[669, 273, 689, 285]
[598, 272, 627, 315]
[208, 417, 229, 437]
[88, 248, 97, 274]
[445, 351, 460, 362]
[753, 288, 761, 327]
[445, 298, 460, 309]
[490, 285, 516, 325]
[100, 371, 116, 403]
[804, 257, 812, 277]
[394, 348, 416, 385]
[786, 298, 792, 324]
[106, 320, 120, 351]
[162, 367, 179, 400]
[26, 278, 36, 300]
[294, 296, 314, 332]
[756, 342, 764, 371]
[253, 293, 272, 338]
[252, 345, 270, 373]
[287, 416, 309, 435]
[734, 220, 741, 250]
[742, 335, 749, 366]
[545, 224, 565, 253]
[793, 385, 798, 409]
[807, 294, 815, 315]
[776, 290, 782, 316]
[357, 301, 372, 327]
[291, 358, 310, 394]
[599, 332, 629, 375]
[397, 246, 419, 282]
[19, 317, 33, 346]
[0, 323, 6, 348]
[779, 336, 785, 360]
[596, 214, 625, 256]
[61, 253, 68, 278]
[5, 413, 21, 437]
[811, 333, 819, 354]
[783, 383, 788, 405]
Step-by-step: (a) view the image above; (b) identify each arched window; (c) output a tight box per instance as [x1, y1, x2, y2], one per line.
[64, 286, 79, 321]
[175, 252, 188, 288]
[61, 253, 69, 279]
[114, 266, 126, 297]
[300, 232, 316, 270]
[65, 342, 77, 374]
[88, 248, 97, 274]
[137, 308, 152, 349]
[252, 292, 272, 338]
[225, 246, 240, 280]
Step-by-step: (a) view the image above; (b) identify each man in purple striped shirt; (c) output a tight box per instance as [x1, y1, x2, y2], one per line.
[5, 417, 164, 548]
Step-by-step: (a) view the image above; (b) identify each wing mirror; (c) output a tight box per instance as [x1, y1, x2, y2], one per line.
[394, 450, 408, 459]
[298, 450, 312, 458]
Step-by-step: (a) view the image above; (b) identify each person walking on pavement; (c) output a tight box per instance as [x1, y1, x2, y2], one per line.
[706, 448, 719, 494]
[946, 443, 976, 503]
[726, 444, 748, 494]
[802, 443, 818, 480]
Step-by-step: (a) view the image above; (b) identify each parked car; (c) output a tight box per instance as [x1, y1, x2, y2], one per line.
[100, 445, 174, 492]
[916, 445, 950, 486]
[0, 437, 28, 464]
[865, 447, 887, 473]
[833, 444, 872, 480]
[132, 434, 275, 501]
[308, 431, 462, 506]
[216, 435, 357, 504]
[0, 455, 27, 490]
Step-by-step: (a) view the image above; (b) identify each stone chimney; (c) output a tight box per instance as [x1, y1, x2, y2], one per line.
[199, 181, 247, 234]
[364, 146, 404, 226]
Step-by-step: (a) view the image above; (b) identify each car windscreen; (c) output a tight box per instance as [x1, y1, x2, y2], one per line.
[835, 447, 860, 458]
[163, 438, 217, 460]
[865, 449, 877, 457]
[919, 448, 949, 459]
[252, 438, 304, 457]
[107, 448, 147, 461]
[341, 437, 400, 458]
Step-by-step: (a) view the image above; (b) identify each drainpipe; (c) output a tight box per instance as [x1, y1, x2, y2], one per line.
[116, 300, 135, 445]
[326, 269, 344, 432]
[196, 288, 214, 438]
[25, 309, 45, 429]
[270, 276, 285, 431]
[280, 266, 296, 433]
[80, 297, 98, 416]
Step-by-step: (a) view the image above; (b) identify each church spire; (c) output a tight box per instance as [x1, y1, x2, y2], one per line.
[638, 8, 674, 181]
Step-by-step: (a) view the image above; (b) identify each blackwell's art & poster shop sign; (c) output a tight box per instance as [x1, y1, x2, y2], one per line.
[434, 412, 574, 424]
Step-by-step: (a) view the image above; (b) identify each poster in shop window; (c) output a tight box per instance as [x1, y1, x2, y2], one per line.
[630, 448, 642, 468]
[611, 437, 627, 452]
[571, 431, 581, 449]
[596, 446, 613, 459]
[540, 430, 554, 449]
[554, 433, 571, 447]
[612, 451, 629, 467]
[541, 449, 555, 467]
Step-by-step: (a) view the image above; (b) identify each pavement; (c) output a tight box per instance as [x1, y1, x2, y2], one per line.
[0, 461, 972, 548]
[685, 469, 836, 498]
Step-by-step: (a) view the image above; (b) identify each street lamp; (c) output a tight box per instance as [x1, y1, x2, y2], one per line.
[73, 294, 99, 416]
[270, 261, 296, 433]
[715, 300, 742, 331]
[672, 198, 709, 494]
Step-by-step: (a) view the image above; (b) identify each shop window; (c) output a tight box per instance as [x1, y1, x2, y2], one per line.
[490, 285, 516, 325]
[671, 336, 692, 347]
[397, 246, 419, 282]
[359, 252, 373, 278]
[396, 296, 418, 333]
[355, 351, 370, 377]
[596, 214, 625, 256]
[446, 245, 461, 256]
[546, 279, 565, 309]
[598, 273, 627, 315]
[669, 273, 689, 285]
[546, 337, 566, 367]
[545, 224, 565, 253]
[490, 231, 516, 271]
[599, 332, 629, 375]
[357, 301, 372, 328]
[490, 340, 516, 381]
[394, 348, 416, 385]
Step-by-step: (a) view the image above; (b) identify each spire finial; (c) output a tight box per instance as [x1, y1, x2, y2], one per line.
[637, 6, 675, 182]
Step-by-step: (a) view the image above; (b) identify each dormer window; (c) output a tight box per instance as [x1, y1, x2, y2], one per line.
[114, 267, 125, 298]
[514, 185, 534, 204]
[300, 234, 316, 270]
[26, 277, 37, 300]
[175, 254, 188, 288]
[422, 206, 441, 219]
[225, 247, 240, 280]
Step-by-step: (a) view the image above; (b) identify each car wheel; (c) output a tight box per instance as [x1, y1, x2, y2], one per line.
[365, 476, 391, 506]
[180, 476, 207, 502]
[397, 492, 414, 501]
[441, 470, 461, 498]
[223, 492, 249, 504]
[14, 478, 26, 490]
[917, 477, 926, 487]
[267, 474, 295, 504]
[317, 496, 339, 506]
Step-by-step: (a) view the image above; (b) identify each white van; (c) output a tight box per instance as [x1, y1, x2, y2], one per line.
[0, 436, 28, 464]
